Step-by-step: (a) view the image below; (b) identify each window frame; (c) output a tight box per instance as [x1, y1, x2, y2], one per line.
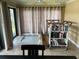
[8, 7, 18, 39]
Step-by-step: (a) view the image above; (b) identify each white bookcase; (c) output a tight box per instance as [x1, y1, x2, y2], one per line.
[46, 20, 70, 49]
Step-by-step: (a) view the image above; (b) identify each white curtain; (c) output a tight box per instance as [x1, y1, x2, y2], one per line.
[23, 8, 32, 33]
[33, 7, 39, 34]
[21, 7, 61, 34]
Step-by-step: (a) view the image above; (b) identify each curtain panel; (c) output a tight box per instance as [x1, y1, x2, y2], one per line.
[20, 7, 61, 34]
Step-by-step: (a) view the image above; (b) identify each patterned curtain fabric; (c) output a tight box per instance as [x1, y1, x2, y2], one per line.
[20, 7, 61, 34]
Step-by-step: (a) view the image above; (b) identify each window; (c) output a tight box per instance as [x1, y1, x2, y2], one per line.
[9, 8, 17, 38]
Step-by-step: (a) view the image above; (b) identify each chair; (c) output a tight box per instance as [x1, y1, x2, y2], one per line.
[21, 45, 45, 56]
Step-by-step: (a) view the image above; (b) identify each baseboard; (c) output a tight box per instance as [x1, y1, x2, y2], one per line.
[69, 38, 79, 48]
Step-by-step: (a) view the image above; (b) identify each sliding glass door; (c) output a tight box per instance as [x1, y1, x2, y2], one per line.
[9, 8, 17, 38]
[0, 8, 5, 49]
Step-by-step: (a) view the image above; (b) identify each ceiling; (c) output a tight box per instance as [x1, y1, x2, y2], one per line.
[5, 0, 75, 7]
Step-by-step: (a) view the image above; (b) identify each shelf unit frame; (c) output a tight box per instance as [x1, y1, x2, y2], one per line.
[46, 20, 71, 50]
